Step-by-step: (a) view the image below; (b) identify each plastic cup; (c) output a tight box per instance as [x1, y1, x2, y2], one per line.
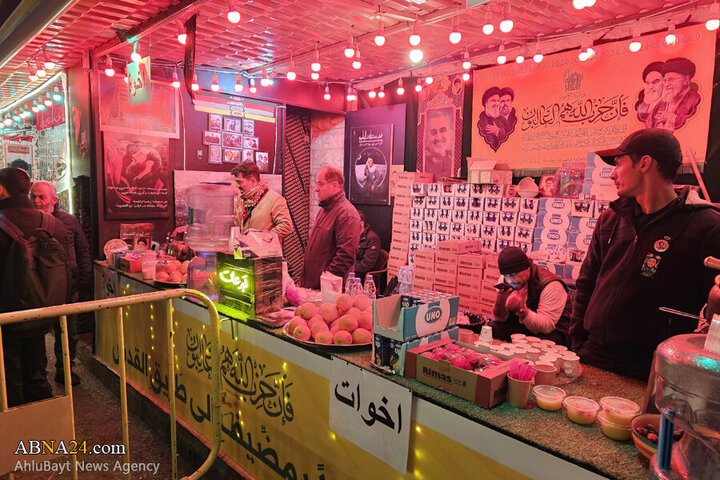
[511, 333, 526, 343]
[507, 376, 533, 408]
[599, 396, 640, 426]
[534, 363, 557, 385]
[563, 396, 599, 425]
[533, 385, 566, 411]
[480, 325, 493, 342]
[598, 410, 632, 441]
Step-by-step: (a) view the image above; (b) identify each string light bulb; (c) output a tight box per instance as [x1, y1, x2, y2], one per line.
[629, 23, 642, 53]
[462, 49, 471, 70]
[572, 0, 586, 10]
[409, 21, 421, 46]
[374, 19, 385, 46]
[131, 42, 142, 63]
[497, 43, 507, 64]
[449, 17, 461, 44]
[409, 49, 423, 63]
[499, 4, 513, 33]
[35, 60, 46, 77]
[51, 86, 62, 102]
[104, 56, 115, 77]
[234, 74, 243, 92]
[482, 10, 494, 35]
[311, 46, 321, 72]
[40, 48, 54, 70]
[211, 71, 220, 91]
[31, 101, 39, 113]
[226, 0, 240, 23]
[515, 52, 525, 64]
[324, 85, 331, 100]
[177, 20, 187, 44]
[707, 3, 720, 31]
[462, 72, 470, 81]
[260, 68, 271, 87]
[345, 85, 353, 102]
[171, 68, 180, 88]
[415, 78, 422, 93]
[396, 78, 405, 95]
[44, 96, 53, 107]
[352, 48, 361, 69]
[425, 76, 433, 85]
[368, 89, 377, 99]
[27, 62, 38, 81]
[287, 57, 296, 81]
[344, 35, 355, 58]
[311, 71, 320, 80]
[249, 78, 257, 94]
[665, 24, 677, 45]
[191, 72, 199, 91]
[378, 85, 385, 98]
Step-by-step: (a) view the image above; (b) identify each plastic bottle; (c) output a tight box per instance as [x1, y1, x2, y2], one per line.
[364, 274, 376, 299]
[345, 272, 356, 296]
[187, 252, 219, 302]
[354, 278, 362, 298]
[185, 183, 236, 252]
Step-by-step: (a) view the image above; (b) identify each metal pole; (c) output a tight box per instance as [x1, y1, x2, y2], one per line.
[166, 299, 178, 480]
[116, 307, 131, 480]
[59, 315, 78, 480]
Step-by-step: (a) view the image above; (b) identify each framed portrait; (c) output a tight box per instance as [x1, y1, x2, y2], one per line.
[243, 136, 259, 150]
[222, 132, 243, 149]
[208, 114, 222, 132]
[242, 149, 254, 164]
[539, 174, 556, 197]
[203, 131, 221, 145]
[348, 124, 393, 205]
[208, 145, 222, 164]
[224, 117, 242, 133]
[255, 152, 269, 172]
[223, 149, 241, 164]
[242, 119, 255, 136]
[422, 106, 455, 180]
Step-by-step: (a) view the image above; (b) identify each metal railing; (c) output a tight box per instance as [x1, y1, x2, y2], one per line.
[0, 289, 222, 480]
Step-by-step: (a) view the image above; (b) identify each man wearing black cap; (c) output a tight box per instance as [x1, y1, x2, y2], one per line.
[570, 128, 720, 380]
[490, 246, 572, 346]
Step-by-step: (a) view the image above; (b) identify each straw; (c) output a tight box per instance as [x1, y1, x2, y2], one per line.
[508, 359, 536, 381]
[657, 410, 675, 471]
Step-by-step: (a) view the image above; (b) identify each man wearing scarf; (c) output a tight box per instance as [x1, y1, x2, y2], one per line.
[232, 163, 292, 241]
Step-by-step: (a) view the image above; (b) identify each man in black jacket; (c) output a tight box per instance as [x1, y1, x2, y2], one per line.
[570, 129, 720, 379]
[31, 181, 90, 386]
[0, 168, 71, 406]
[354, 211, 383, 283]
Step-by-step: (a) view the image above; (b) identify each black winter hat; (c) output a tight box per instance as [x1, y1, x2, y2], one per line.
[0, 167, 31, 197]
[498, 247, 532, 275]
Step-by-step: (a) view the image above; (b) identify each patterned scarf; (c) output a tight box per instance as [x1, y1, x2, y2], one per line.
[234, 180, 268, 227]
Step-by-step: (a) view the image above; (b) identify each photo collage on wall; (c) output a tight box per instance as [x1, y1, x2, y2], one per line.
[203, 114, 266, 169]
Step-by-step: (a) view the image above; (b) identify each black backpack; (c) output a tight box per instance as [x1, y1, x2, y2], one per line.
[0, 211, 70, 334]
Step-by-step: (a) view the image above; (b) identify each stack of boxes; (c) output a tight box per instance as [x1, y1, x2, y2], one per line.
[389, 172, 432, 277]
[582, 152, 618, 202]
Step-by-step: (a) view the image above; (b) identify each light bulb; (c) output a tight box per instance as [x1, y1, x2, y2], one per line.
[41, 49, 54, 70]
[51, 87, 62, 102]
[409, 49, 423, 63]
[260, 68, 271, 87]
[586, 47, 595, 59]
[234, 74, 243, 92]
[36, 60, 46, 77]
[665, 26, 677, 46]
[368, 90, 377, 99]
[324, 85, 331, 100]
[32, 105, 39, 113]
[396, 78, 404, 95]
[533, 53, 544, 63]
[374, 20, 385, 46]
[344, 35, 355, 58]
[191, 72, 199, 91]
[629, 38, 641, 53]
[211, 72, 220, 91]
[27, 62, 38, 81]
[249, 78, 256, 93]
[462, 49, 471, 70]
[227, 0, 240, 23]
[286, 70, 296, 81]
[578, 49, 589, 61]
[462, 72, 470, 81]
[171, 69, 180, 88]
[131, 50, 141, 63]
[572, 0, 585, 10]
[178, 33, 187, 44]
[515, 54, 524, 64]
[483, 10, 493, 35]
[346, 87, 353, 102]
[497, 44, 506, 64]
[707, 3, 720, 31]
[104, 56, 115, 77]
[409, 21, 421, 46]
[378, 86, 385, 98]
[352, 49, 361, 69]
[499, 4, 513, 33]
[311, 72, 320, 80]
[415, 79, 422, 92]
[311, 49, 321, 72]
[425, 76, 433, 84]
[449, 18, 461, 44]
[44, 97, 52, 107]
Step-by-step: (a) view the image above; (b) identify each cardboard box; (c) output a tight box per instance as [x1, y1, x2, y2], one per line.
[516, 241, 531, 254]
[410, 231, 422, 244]
[519, 198, 539, 214]
[533, 227, 569, 246]
[425, 196, 440, 209]
[458, 287, 483, 302]
[412, 277, 434, 291]
[458, 253, 486, 270]
[410, 207, 424, 220]
[436, 221, 450, 235]
[569, 217, 597, 234]
[373, 327, 459, 374]
[484, 197, 502, 212]
[451, 223, 466, 237]
[423, 220, 437, 233]
[437, 239, 479, 254]
[410, 219, 423, 232]
[467, 159, 513, 185]
[412, 183, 429, 196]
[434, 283, 457, 296]
[405, 339, 514, 408]
[498, 225, 515, 242]
[501, 197, 520, 212]
[119, 256, 142, 273]
[427, 183, 441, 196]
[497, 239, 513, 251]
[437, 208, 452, 222]
[468, 197, 484, 212]
[538, 198, 573, 215]
[454, 197, 469, 211]
[470, 184, 483, 198]
[480, 239, 496, 254]
[517, 212, 537, 228]
[412, 196, 426, 208]
[571, 199, 594, 218]
[466, 224, 480, 238]
[373, 294, 460, 342]
[514, 226, 533, 243]
[437, 234, 448, 243]
[468, 211, 482, 224]
[424, 209, 437, 221]
[414, 248, 436, 264]
[434, 262, 458, 277]
[440, 196, 454, 209]
[434, 251, 459, 265]
[452, 209, 467, 223]
[481, 224, 497, 240]
[413, 261, 434, 275]
[500, 211, 518, 227]
[423, 232, 437, 245]
[482, 184, 504, 198]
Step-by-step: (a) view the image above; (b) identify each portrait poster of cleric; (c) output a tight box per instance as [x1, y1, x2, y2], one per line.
[417, 74, 464, 180]
[349, 124, 393, 205]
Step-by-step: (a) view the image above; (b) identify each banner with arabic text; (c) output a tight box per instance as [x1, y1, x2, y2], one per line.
[471, 24, 714, 170]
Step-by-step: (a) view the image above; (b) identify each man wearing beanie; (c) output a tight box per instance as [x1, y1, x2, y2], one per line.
[490, 246, 572, 346]
[0, 167, 70, 407]
[571, 129, 720, 380]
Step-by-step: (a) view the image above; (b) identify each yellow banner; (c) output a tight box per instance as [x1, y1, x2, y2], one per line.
[471, 24, 715, 170]
[96, 295, 530, 480]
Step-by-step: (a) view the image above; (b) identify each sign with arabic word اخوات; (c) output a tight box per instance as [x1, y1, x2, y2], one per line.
[329, 358, 411, 473]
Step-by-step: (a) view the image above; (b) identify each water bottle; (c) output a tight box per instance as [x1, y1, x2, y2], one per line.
[187, 251, 219, 302]
[364, 274, 376, 299]
[354, 278, 362, 298]
[345, 272, 356, 296]
[398, 265, 412, 294]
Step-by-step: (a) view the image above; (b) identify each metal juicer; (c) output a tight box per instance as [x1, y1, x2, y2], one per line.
[651, 333, 720, 480]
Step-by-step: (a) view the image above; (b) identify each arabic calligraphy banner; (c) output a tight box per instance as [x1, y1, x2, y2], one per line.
[471, 24, 715, 170]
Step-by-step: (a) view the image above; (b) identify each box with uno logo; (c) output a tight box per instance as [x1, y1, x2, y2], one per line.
[373, 293, 460, 342]
[567, 231, 593, 251]
[533, 227, 569, 247]
[536, 212, 571, 230]
[538, 198, 573, 215]
[569, 217, 597, 234]
[405, 338, 514, 408]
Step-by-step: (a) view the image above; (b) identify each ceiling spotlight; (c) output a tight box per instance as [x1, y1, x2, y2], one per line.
[482, 10, 494, 35]
[177, 20, 187, 44]
[409, 49, 423, 63]
[415, 78, 422, 93]
[462, 49, 471, 70]
[629, 23, 642, 53]
[287, 58, 296, 81]
[344, 35, 355, 58]
[234, 74, 243, 92]
[462, 72, 470, 81]
[665, 24, 677, 45]
[368, 89, 377, 99]
[499, 4, 513, 33]
[311, 72, 320, 80]
[352, 48, 361, 69]
[572, 0, 586, 10]
[311, 46, 321, 72]
[578, 46, 589, 62]
[396, 78, 405, 95]
[226, 0, 240, 23]
[449, 17, 461, 44]
[409, 21, 421, 46]
[249, 78, 257, 94]
[425, 76, 433, 85]
[171, 69, 180, 88]
[374, 19, 386, 46]
[346, 85, 354, 102]
[211, 72, 221, 91]
[707, 3, 720, 31]
[191, 72, 199, 91]
[104, 56, 115, 77]
[497, 43, 507, 64]
[378, 85, 385, 98]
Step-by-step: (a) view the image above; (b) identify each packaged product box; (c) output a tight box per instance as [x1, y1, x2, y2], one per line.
[396, 171, 435, 184]
[450, 235, 464, 241]
[437, 208, 452, 222]
[436, 221, 450, 235]
[517, 212, 537, 228]
[538, 198, 573, 215]
[536, 212, 571, 230]
[516, 242, 531, 255]
[434, 251, 459, 265]
[423, 220, 437, 233]
[427, 183, 441, 196]
[442, 183, 454, 195]
[467, 159, 513, 185]
[481, 224, 498, 240]
[477, 300, 495, 315]
[498, 225, 515, 241]
[484, 197, 502, 212]
[423, 232, 437, 245]
[497, 239, 513, 251]
[410, 207, 424, 220]
[425, 196, 440, 209]
[434, 283, 457, 296]
[466, 224, 480, 238]
[424, 208, 437, 221]
[392, 224, 410, 240]
[519, 198, 539, 214]
[409, 243, 421, 254]
[412, 270, 434, 286]
[414, 248, 436, 264]
[571, 199, 594, 218]
[482, 211, 499, 225]
[500, 211, 518, 227]
[514, 226, 533, 244]
[567, 248, 587, 265]
[436, 234, 448, 243]
[373, 327, 459, 375]
[119, 256, 142, 273]
[470, 184, 484, 198]
[440, 196, 454, 210]
[469, 197, 484, 212]
[530, 245, 568, 265]
[458, 287, 483, 303]
[451, 223, 466, 237]
[482, 184, 505, 198]
[468, 211, 482, 225]
[437, 239, 480, 254]
[405, 338, 517, 408]
[480, 238, 496, 254]
[459, 298, 483, 313]
[565, 264, 581, 282]
[483, 266, 501, 285]
[412, 183, 429, 196]
[485, 254, 499, 268]
[570, 217, 598, 234]
[410, 219, 423, 232]
[393, 215, 410, 227]
[567, 231, 593, 251]
[453, 183, 470, 197]
[412, 261, 434, 276]
[458, 253, 486, 270]
[412, 196, 426, 208]
[412, 277, 434, 291]
[373, 294, 460, 342]
[434, 262, 458, 277]
[453, 209, 467, 223]
[595, 200, 611, 215]
[410, 231, 422, 244]
[533, 227, 569, 246]
[501, 197, 520, 211]
[454, 197, 469, 211]
[394, 195, 412, 210]
[458, 266, 484, 283]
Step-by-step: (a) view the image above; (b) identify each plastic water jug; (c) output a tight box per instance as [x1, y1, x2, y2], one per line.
[186, 183, 235, 252]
